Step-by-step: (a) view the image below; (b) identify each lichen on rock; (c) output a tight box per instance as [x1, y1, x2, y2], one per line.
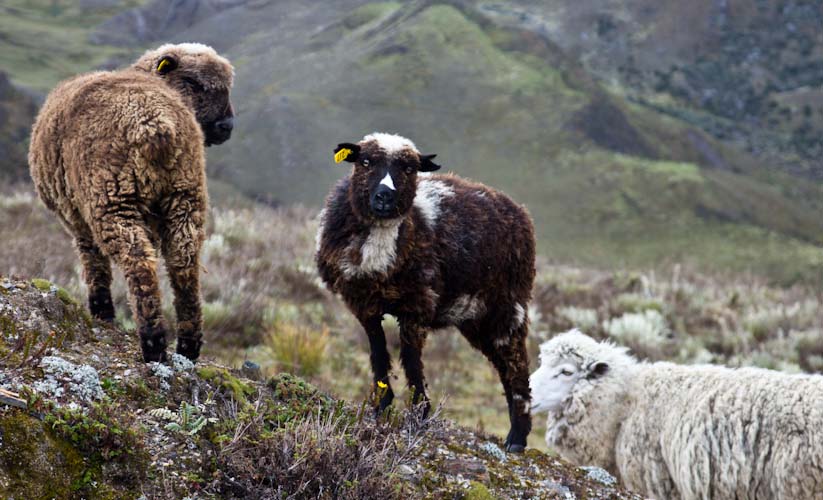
[34, 355, 104, 403]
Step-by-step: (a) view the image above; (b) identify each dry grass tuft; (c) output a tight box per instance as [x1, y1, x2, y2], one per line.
[265, 321, 329, 378]
[210, 395, 439, 499]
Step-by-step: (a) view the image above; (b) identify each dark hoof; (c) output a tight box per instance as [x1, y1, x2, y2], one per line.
[139, 324, 168, 363]
[506, 444, 526, 453]
[142, 349, 167, 363]
[420, 401, 432, 420]
[374, 387, 395, 416]
[89, 291, 115, 322]
[175, 337, 203, 362]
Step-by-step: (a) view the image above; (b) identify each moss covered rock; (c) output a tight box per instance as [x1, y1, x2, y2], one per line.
[0, 411, 84, 499]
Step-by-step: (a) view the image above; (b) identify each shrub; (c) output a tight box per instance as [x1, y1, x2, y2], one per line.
[557, 306, 598, 331]
[211, 395, 427, 499]
[603, 309, 670, 360]
[266, 321, 329, 378]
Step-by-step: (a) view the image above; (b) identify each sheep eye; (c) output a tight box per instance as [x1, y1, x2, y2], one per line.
[361, 159, 370, 167]
[560, 369, 573, 376]
[405, 166, 413, 174]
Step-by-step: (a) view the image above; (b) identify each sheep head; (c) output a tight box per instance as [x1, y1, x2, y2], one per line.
[133, 43, 235, 147]
[334, 133, 441, 222]
[530, 329, 633, 415]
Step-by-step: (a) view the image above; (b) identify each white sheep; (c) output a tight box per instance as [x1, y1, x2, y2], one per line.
[530, 329, 823, 500]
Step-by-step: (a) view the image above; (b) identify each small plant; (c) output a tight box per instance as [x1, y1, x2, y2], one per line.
[557, 306, 599, 331]
[266, 321, 329, 378]
[149, 401, 218, 436]
[603, 309, 670, 359]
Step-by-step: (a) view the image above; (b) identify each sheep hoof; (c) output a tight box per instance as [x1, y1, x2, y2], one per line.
[139, 324, 169, 363]
[142, 349, 167, 363]
[505, 444, 526, 453]
[88, 291, 115, 323]
[175, 337, 202, 363]
[373, 389, 395, 417]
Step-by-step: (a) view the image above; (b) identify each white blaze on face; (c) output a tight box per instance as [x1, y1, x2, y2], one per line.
[379, 173, 396, 191]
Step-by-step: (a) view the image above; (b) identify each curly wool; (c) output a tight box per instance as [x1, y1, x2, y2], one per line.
[536, 331, 823, 500]
[29, 43, 234, 362]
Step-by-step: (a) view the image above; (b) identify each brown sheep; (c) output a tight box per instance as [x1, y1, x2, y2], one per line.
[316, 133, 536, 452]
[29, 43, 235, 363]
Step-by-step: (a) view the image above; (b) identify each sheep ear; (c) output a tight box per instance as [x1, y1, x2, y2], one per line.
[156, 55, 178, 75]
[419, 154, 441, 172]
[334, 143, 360, 164]
[587, 362, 609, 379]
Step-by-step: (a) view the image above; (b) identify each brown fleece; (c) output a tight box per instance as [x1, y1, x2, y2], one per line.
[28, 43, 234, 362]
[317, 137, 536, 451]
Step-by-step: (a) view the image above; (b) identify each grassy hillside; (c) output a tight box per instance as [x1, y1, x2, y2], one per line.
[0, 71, 37, 181]
[4, 188, 823, 458]
[0, 273, 646, 499]
[99, 0, 823, 283]
[0, 0, 145, 93]
[482, 0, 823, 179]
[1, 0, 823, 284]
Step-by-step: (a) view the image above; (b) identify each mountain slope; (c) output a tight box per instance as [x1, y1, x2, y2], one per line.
[2, 0, 823, 282]
[479, 0, 823, 179]
[0, 0, 145, 93]
[130, 0, 823, 282]
[0, 71, 37, 181]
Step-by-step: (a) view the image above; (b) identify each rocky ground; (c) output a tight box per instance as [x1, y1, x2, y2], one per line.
[0, 275, 644, 499]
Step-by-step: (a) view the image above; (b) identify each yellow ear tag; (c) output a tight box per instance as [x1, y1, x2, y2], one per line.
[157, 59, 171, 73]
[334, 148, 352, 163]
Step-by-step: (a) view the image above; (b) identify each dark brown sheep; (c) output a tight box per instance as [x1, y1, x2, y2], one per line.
[316, 133, 536, 452]
[29, 43, 235, 363]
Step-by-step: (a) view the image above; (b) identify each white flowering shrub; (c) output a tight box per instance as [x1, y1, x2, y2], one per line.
[603, 309, 669, 359]
[557, 306, 598, 331]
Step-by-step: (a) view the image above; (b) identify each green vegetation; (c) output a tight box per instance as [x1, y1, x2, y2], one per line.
[1, 277, 639, 498]
[192, 1, 823, 283]
[196, 366, 255, 403]
[5, 191, 823, 454]
[0, 411, 85, 499]
[44, 402, 148, 491]
[0, 0, 144, 92]
[2, 2, 823, 281]
[149, 401, 218, 436]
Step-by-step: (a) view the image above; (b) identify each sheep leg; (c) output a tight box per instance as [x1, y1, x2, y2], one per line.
[77, 236, 115, 322]
[361, 315, 394, 413]
[399, 321, 430, 417]
[94, 211, 168, 362]
[498, 329, 532, 453]
[478, 330, 531, 452]
[160, 191, 206, 361]
[60, 212, 114, 321]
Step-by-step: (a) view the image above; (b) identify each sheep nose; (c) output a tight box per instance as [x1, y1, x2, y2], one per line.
[215, 117, 234, 132]
[371, 186, 397, 216]
[375, 190, 392, 202]
[374, 189, 395, 206]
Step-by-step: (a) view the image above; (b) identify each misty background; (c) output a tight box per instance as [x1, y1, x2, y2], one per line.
[2, 0, 823, 284]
